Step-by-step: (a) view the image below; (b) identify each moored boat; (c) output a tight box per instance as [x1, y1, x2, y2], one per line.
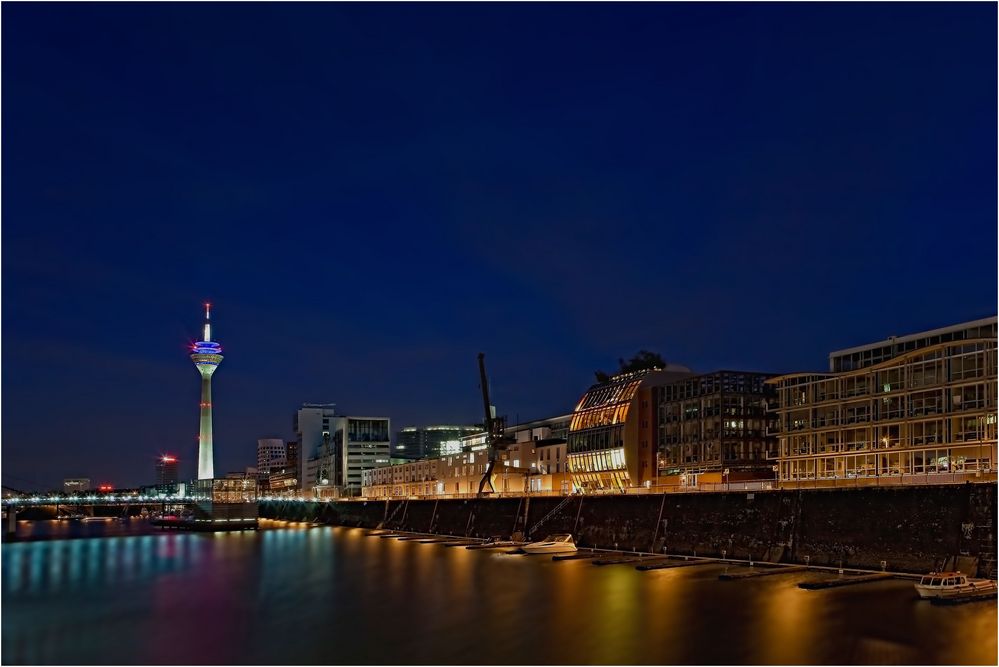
[914, 572, 997, 599]
[522, 533, 577, 554]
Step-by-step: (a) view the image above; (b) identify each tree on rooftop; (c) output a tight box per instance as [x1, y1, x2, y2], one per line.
[594, 350, 667, 383]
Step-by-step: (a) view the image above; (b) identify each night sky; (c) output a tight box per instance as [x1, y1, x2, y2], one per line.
[3, 3, 996, 489]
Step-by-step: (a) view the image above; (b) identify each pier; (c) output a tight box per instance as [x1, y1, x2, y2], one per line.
[719, 565, 809, 580]
[799, 572, 895, 589]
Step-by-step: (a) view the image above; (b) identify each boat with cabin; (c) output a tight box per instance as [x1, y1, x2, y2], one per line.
[914, 572, 998, 600]
[521, 534, 577, 554]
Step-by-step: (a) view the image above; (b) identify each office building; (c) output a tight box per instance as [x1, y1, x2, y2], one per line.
[567, 365, 693, 491]
[190, 304, 223, 480]
[769, 317, 997, 484]
[257, 439, 287, 474]
[155, 455, 179, 486]
[298, 404, 391, 496]
[657, 371, 777, 483]
[394, 425, 482, 459]
[295, 403, 337, 491]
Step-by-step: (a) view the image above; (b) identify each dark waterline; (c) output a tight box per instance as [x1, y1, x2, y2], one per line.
[2, 520, 996, 665]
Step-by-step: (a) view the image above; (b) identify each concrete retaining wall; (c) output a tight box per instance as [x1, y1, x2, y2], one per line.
[260, 483, 997, 575]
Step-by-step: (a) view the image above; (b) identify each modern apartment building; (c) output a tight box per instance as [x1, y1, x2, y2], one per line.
[657, 371, 777, 482]
[567, 366, 693, 491]
[768, 317, 997, 484]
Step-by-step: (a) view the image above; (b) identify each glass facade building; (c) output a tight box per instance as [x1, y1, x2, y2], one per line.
[567, 366, 693, 491]
[769, 317, 997, 484]
[394, 425, 482, 459]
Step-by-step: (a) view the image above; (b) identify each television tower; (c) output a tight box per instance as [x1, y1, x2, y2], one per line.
[191, 304, 223, 480]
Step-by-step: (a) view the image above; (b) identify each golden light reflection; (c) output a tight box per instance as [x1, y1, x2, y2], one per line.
[755, 577, 821, 664]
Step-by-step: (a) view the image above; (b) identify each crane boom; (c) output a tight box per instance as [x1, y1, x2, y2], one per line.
[476, 353, 505, 497]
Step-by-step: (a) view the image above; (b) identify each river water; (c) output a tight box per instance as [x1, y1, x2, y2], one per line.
[2, 520, 996, 665]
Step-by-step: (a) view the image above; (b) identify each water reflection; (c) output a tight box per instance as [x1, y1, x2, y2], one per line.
[3, 522, 996, 665]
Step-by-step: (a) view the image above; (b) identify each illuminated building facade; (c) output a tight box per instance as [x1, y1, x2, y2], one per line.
[567, 367, 692, 491]
[394, 425, 482, 459]
[190, 304, 223, 480]
[657, 371, 777, 481]
[769, 317, 997, 484]
[361, 415, 571, 497]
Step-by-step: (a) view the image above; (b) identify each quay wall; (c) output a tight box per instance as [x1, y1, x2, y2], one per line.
[260, 483, 997, 575]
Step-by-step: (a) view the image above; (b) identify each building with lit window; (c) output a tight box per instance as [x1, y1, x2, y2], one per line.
[302, 412, 391, 497]
[769, 317, 997, 485]
[567, 366, 692, 491]
[362, 415, 571, 497]
[657, 371, 777, 483]
[295, 403, 337, 491]
[256, 438, 287, 474]
[394, 425, 482, 459]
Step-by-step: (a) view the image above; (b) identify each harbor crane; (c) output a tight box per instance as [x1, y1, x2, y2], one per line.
[476, 353, 515, 497]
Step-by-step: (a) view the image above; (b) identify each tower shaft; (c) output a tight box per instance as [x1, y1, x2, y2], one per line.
[198, 375, 215, 480]
[191, 304, 223, 481]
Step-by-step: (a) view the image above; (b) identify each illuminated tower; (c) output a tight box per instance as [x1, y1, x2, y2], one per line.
[191, 304, 223, 480]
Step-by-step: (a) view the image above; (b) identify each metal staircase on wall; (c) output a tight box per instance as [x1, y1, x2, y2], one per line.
[528, 494, 575, 537]
[377, 499, 406, 530]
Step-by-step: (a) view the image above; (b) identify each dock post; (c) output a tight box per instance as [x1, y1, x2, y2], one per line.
[5, 508, 16, 537]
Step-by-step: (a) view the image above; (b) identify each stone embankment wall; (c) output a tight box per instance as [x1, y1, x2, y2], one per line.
[260, 483, 997, 575]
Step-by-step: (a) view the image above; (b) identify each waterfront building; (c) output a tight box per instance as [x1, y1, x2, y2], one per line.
[567, 366, 693, 492]
[256, 438, 287, 474]
[298, 405, 391, 497]
[295, 403, 337, 491]
[155, 455, 179, 486]
[362, 415, 572, 497]
[769, 317, 997, 484]
[657, 371, 777, 483]
[63, 478, 90, 494]
[394, 425, 482, 459]
[190, 304, 223, 480]
[266, 468, 299, 495]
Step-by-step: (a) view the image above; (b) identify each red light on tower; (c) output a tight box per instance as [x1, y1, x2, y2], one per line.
[98, 484, 113, 493]
[161, 455, 177, 463]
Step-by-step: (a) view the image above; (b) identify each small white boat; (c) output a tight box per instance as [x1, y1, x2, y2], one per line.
[914, 571, 997, 599]
[522, 533, 577, 554]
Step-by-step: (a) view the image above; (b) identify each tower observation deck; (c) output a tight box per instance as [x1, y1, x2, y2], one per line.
[191, 304, 223, 480]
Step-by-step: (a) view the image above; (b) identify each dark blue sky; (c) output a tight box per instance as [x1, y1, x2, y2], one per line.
[3, 3, 996, 489]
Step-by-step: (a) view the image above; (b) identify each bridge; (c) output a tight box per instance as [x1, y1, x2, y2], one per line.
[2, 493, 204, 507]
